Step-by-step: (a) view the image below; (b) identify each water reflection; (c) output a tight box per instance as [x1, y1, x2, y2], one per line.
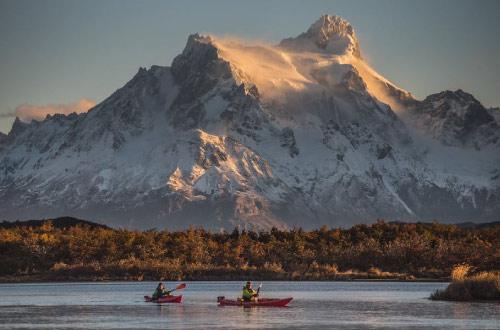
[452, 302, 470, 319]
[242, 305, 257, 319]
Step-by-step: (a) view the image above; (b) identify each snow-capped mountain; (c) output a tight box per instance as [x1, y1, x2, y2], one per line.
[1, 15, 499, 230]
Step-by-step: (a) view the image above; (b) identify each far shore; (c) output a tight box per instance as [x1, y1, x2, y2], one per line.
[0, 272, 448, 283]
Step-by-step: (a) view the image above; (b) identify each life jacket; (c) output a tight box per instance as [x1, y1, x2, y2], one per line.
[153, 288, 168, 299]
[158, 288, 168, 298]
[242, 286, 256, 301]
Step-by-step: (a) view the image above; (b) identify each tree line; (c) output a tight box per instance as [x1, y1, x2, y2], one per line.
[0, 220, 498, 281]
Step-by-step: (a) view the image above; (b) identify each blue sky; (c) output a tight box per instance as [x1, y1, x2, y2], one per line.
[1, 0, 499, 133]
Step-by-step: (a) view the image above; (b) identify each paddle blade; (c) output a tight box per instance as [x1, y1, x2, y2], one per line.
[175, 283, 186, 290]
[259, 282, 263, 288]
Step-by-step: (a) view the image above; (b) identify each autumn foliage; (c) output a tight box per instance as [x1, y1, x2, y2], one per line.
[0, 220, 499, 281]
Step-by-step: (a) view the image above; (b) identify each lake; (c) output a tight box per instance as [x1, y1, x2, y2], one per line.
[0, 281, 498, 329]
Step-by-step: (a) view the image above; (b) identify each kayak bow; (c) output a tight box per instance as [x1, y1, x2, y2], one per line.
[217, 297, 292, 307]
[144, 295, 182, 303]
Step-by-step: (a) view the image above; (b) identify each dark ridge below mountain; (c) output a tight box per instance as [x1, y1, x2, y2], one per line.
[388, 220, 500, 230]
[2, 216, 499, 232]
[0, 216, 110, 230]
[454, 221, 500, 229]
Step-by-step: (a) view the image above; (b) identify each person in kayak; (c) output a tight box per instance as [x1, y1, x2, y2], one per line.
[152, 283, 171, 299]
[242, 281, 259, 301]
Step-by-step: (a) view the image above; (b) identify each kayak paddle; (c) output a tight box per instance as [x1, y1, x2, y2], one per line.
[169, 283, 186, 293]
[256, 282, 263, 301]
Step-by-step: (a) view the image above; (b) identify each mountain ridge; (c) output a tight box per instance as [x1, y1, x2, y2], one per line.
[0, 15, 498, 230]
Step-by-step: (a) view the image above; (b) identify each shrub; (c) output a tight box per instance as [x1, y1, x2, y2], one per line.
[431, 269, 500, 301]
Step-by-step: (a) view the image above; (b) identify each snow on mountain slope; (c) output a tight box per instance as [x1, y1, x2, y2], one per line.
[0, 15, 498, 230]
[278, 15, 416, 111]
[212, 15, 414, 113]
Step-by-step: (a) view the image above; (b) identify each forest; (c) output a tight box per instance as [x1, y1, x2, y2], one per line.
[0, 219, 499, 282]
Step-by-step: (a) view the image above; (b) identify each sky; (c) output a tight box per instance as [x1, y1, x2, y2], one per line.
[1, 0, 499, 134]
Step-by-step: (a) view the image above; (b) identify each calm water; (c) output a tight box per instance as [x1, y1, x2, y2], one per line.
[0, 281, 498, 329]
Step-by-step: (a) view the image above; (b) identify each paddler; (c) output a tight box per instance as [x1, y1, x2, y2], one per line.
[152, 282, 171, 299]
[242, 281, 259, 301]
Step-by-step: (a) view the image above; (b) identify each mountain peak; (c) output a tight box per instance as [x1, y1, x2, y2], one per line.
[279, 14, 361, 58]
[171, 33, 230, 87]
[3, 116, 28, 145]
[411, 89, 496, 147]
[10, 116, 28, 133]
[307, 14, 355, 47]
[424, 89, 490, 118]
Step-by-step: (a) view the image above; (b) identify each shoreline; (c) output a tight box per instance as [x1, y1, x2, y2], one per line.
[0, 275, 448, 283]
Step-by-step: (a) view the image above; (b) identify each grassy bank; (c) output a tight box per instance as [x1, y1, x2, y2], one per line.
[0, 263, 418, 282]
[430, 265, 500, 301]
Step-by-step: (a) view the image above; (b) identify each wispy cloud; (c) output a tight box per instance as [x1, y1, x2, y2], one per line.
[1, 99, 95, 122]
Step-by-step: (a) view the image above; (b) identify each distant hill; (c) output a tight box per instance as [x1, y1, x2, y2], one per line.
[0, 216, 110, 230]
[454, 221, 500, 229]
[2, 217, 499, 231]
[388, 220, 500, 230]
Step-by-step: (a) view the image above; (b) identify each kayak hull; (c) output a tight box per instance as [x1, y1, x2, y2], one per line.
[218, 297, 293, 307]
[144, 295, 182, 303]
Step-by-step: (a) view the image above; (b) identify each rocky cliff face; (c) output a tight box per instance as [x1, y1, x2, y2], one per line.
[1, 15, 499, 230]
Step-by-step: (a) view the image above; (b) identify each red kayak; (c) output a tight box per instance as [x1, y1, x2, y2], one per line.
[144, 295, 182, 303]
[217, 297, 292, 307]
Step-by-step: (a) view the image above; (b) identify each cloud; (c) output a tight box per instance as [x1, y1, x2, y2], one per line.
[1, 98, 96, 122]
